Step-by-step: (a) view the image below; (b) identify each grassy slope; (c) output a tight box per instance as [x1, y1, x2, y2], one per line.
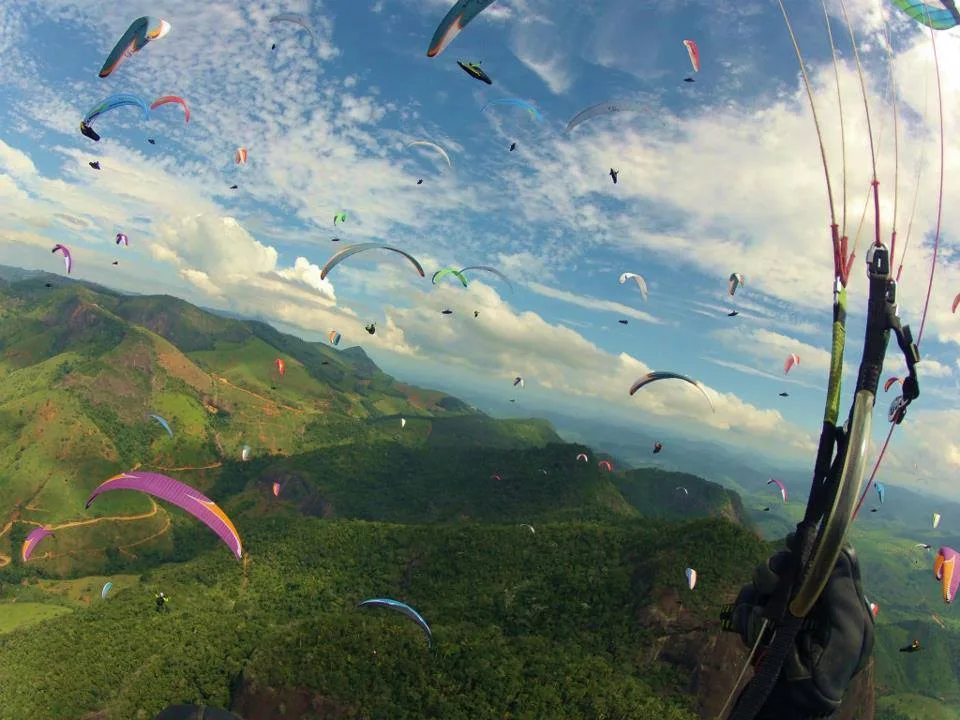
[1, 271, 956, 717]
[0, 275, 562, 570]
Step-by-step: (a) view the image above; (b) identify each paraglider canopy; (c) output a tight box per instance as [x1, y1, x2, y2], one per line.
[427, 0, 499, 57]
[619, 272, 648, 301]
[21, 527, 54, 562]
[433, 267, 468, 287]
[149, 413, 174, 438]
[99, 17, 171, 78]
[459, 265, 514, 292]
[784, 353, 800, 374]
[480, 98, 543, 122]
[728, 273, 744, 296]
[86, 471, 243, 560]
[270, 12, 318, 44]
[682, 39, 700, 75]
[767, 478, 788, 503]
[150, 96, 190, 123]
[52, 244, 72, 274]
[891, 0, 960, 30]
[629, 371, 715, 413]
[406, 140, 452, 170]
[935, 546, 958, 603]
[321, 243, 426, 280]
[357, 598, 433, 645]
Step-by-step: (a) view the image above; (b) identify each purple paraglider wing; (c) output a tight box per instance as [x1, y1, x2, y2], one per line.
[85, 471, 242, 560]
[52, 244, 72, 273]
[22, 526, 53, 562]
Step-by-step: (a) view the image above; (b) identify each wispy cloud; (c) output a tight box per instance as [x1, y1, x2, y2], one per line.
[527, 281, 662, 324]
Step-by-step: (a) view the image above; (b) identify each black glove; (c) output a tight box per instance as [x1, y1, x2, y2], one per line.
[729, 543, 874, 719]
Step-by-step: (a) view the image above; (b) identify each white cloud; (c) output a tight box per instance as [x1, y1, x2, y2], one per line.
[508, 14, 575, 94]
[0, 140, 37, 176]
[2, 0, 959, 498]
[527, 281, 662, 324]
[152, 215, 339, 312]
[712, 326, 839, 378]
[341, 282, 818, 455]
[886, 408, 960, 497]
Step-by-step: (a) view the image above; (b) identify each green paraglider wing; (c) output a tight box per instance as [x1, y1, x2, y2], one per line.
[432, 267, 468, 287]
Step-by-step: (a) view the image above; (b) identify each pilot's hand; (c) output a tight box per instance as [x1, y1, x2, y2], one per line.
[729, 544, 874, 719]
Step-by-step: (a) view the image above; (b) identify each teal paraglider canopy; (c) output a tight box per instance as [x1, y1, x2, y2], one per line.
[357, 598, 433, 646]
[81, 94, 151, 142]
[890, 0, 960, 30]
[426, 0, 498, 58]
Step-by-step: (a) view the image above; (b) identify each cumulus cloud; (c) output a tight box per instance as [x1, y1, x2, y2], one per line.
[2, 0, 959, 496]
[152, 214, 337, 308]
[359, 281, 817, 454]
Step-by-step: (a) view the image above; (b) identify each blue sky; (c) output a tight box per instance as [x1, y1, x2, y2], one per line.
[1, 0, 959, 499]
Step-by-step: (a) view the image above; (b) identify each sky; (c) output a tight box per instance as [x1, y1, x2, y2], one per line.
[0, 0, 959, 499]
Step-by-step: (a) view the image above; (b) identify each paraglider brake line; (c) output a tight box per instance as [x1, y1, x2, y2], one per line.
[724, 241, 920, 720]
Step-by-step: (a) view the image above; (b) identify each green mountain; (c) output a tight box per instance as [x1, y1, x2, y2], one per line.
[0, 268, 954, 719]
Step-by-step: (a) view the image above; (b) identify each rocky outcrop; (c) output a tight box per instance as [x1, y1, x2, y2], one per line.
[635, 586, 875, 719]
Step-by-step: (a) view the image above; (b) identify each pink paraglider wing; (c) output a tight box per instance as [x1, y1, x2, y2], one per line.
[21, 527, 53, 562]
[86, 471, 242, 560]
